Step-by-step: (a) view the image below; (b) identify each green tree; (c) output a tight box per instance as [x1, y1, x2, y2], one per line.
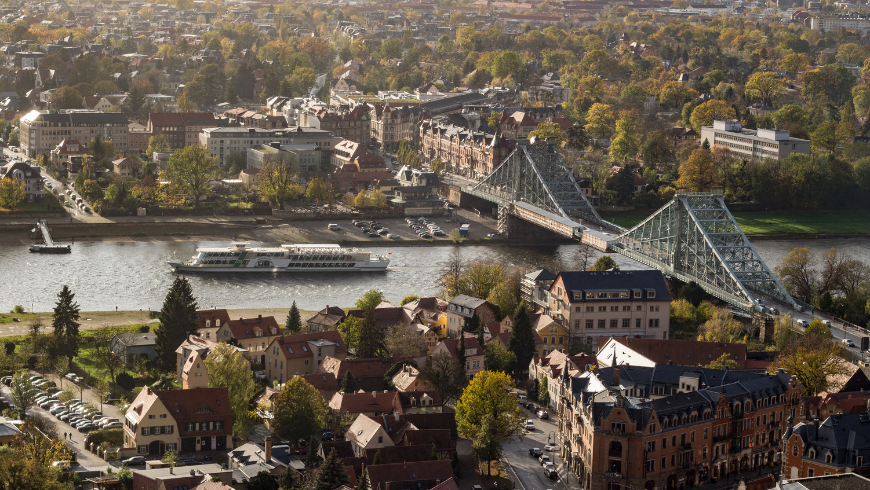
[590, 255, 620, 271]
[51, 285, 81, 358]
[804, 320, 833, 338]
[744, 72, 786, 106]
[400, 295, 419, 306]
[356, 309, 387, 358]
[457, 334, 467, 371]
[490, 50, 524, 80]
[779, 53, 810, 75]
[259, 153, 300, 210]
[146, 134, 170, 160]
[341, 370, 357, 393]
[528, 122, 565, 144]
[584, 103, 614, 138]
[473, 414, 502, 477]
[706, 353, 740, 370]
[9, 370, 38, 416]
[836, 43, 867, 65]
[49, 87, 82, 109]
[165, 144, 221, 208]
[248, 471, 279, 490]
[484, 342, 516, 373]
[456, 371, 526, 462]
[154, 277, 198, 371]
[697, 308, 745, 343]
[811, 122, 853, 155]
[314, 449, 350, 490]
[355, 290, 386, 311]
[609, 111, 639, 163]
[507, 305, 536, 375]
[305, 177, 327, 202]
[538, 381, 549, 405]
[487, 111, 503, 134]
[0, 177, 25, 209]
[285, 301, 301, 334]
[272, 376, 328, 446]
[204, 343, 258, 438]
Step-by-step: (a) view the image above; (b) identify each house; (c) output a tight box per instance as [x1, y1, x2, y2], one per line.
[301, 372, 342, 401]
[783, 413, 870, 480]
[0, 421, 20, 445]
[392, 364, 434, 392]
[50, 138, 86, 173]
[318, 356, 412, 392]
[263, 331, 348, 383]
[365, 460, 454, 490]
[130, 464, 232, 490]
[345, 306, 414, 330]
[430, 333, 484, 378]
[175, 335, 247, 382]
[229, 436, 304, 473]
[532, 313, 568, 357]
[345, 414, 394, 456]
[215, 315, 282, 364]
[798, 391, 870, 422]
[82, 96, 113, 112]
[195, 309, 231, 341]
[112, 156, 142, 179]
[111, 332, 157, 365]
[123, 387, 232, 455]
[836, 364, 870, 392]
[521, 269, 557, 313]
[390, 166, 443, 216]
[596, 337, 749, 369]
[0, 161, 43, 201]
[329, 391, 442, 416]
[306, 305, 347, 332]
[437, 295, 499, 338]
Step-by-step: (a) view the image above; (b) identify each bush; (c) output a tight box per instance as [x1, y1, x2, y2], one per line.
[85, 428, 123, 447]
[138, 325, 150, 333]
[116, 372, 135, 391]
[11, 305, 24, 314]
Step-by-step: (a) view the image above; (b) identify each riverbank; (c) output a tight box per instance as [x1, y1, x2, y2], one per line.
[0, 307, 321, 338]
[602, 209, 870, 237]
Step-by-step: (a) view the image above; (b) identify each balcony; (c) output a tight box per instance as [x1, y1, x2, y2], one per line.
[680, 443, 693, 451]
[713, 434, 730, 443]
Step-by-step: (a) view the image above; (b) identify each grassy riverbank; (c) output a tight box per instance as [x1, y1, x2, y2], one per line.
[602, 209, 870, 237]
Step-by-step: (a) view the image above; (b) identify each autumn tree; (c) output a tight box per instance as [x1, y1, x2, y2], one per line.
[689, 100, 736, 132]
[418, 353, 466, 404]
[90, 327, 125, 392]
[706, 353, 740, 370]
[272, 376, 328, 447]
[590, 255, 620, 271]
[0, 177, 25, 209]
[165, 144, 221, 208]
[584, 103, 614, 138]
[775, 247, 816, 302]
[772, 332, 848, 396]
[146, 134, 170, 160]
[384, 324, 428, 358]
[697, 308, 745, 343]
[811, 122, 853, 155]
[305, 177, 327, 202]
[456, 371, 526, 467]
[610, 111, 639, 163]
[744, 72, 786, 106]
[204, 343, 258, 438]
[259, 153, 300, 210]
[528, 122, 565, 144]
[677, 148, 717, 192]
[779, 53, 810, 75]
[49, 86, 83, 109]
[9, 370, 38, 416]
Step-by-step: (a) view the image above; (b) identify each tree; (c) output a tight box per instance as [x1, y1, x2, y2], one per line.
[0, 446, 66, 490]
[697, 309, 745, 343]
[0, 177, 25, 209]
[285, 301, 301, 334]
[804, 320, 833, 339]
[457, 333, 467, 371]
[677, 148, 717, 192]
[779, 53, 810, 76]
[418, 353, 466, 404]
[487, 281, 520, 322]
[491, 50, 524, 80]
[272, 376, 327, 446]
[610, 111, 639, 163]
[384, 324, 428, 358]
[9, 370, 38, 416]
[744, 72, 786, 106]
[94, 380, 111, 412]
[706, 353, 740, 370]
[356, 309, 387, 358]
[775, 247, 816, 302]
[356, 290, 386, 311]
[314, 449, 350, 490]
[51, 285, 81, 358]
[689, 100, 736, 131]
[259, 154, 300, 210]
[590, 255, 620, 271]
[176, 90, 192, 112]
[49, 87, 83, 109]
[538, 382, 549, 405]
[837, 43, 867, 65]
[154, 277, 198, 371]
[146, 134, 170, 160]
[456, 371, 526, 464]
[165, 144, 220, 208]
[811, 122, 853, 155]
[528, 122, 565, 145]
[484, 342, 516, 373]
[507, 305, 536, 376]
[90, 327, 124, 391]
[358, 466, 373, 490]
[341, 370, 357, 393]
[584, 103, 614, 138]
[205, 343, 258, 438]
[400, 295, 419, 306]
[772, 338, 848, 396]
[305, 177, 327, 202]
[51, 355, 69, 391]
[659, 81, 698, 110]
[487, 111, 504, 134]
[248, 471, 279, 490]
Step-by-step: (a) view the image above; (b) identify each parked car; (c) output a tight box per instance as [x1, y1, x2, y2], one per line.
[537, 411, 549, 420]
[122, 456, 146, 466]
[1, 376, 11, 385]
[540, 455, 551, 466]
[77, 423, 96, 433]
[843, 338, 856, 348]
[367, 231, 380, 237]
[387, 234, 400, 239]
[529, 448, 542, 457]
[545, 468, 559, 480]
[544, 443, 559, 452]
[526, 420, 536, 431]
[102, 422, 123, 429]
[322, 432, 336, 441]
[51, 461, 71, 471]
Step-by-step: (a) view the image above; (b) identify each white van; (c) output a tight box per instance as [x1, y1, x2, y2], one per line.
[327, 223, 341, 231]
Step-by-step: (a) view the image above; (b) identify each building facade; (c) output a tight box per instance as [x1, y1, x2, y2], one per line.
[371, 104, 420, 152]
[263, 331, 348, 383]
[0, 161, 43, 201]
[419, 120, 514, 180]
[200, 127, 338, 168]
[783, 413, 870, 480]
[146, 112, 217, 150]
[19, 110, 129, 158]
[699, 120, 810, 161]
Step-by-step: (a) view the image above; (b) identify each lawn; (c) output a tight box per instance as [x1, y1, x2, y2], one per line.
[601, 209, 870, 236]
[0, 192, 65, 214]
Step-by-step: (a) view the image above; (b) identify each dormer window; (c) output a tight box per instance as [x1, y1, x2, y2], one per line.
[648, 291, 656, 298]
[633, 291, 641, 298]
[206, 320, 211, 327]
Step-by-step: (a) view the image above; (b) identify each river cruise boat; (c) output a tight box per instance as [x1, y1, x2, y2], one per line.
[169, 242, 389, 272]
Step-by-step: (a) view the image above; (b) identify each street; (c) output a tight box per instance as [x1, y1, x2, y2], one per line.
[502, 406, 576, 490]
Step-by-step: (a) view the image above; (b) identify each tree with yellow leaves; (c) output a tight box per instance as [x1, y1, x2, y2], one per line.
[677, 148, 718, 192]
[456, 371, 526, 469]
[696, 308, 745, 343]
[771, 330, 848, 396]
[689, 100, 736, 132]
[744, 72, 786, 106]
[0, 177, 25, 210]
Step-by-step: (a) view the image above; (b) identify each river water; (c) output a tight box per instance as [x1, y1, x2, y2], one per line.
[2, 238, 868, 312]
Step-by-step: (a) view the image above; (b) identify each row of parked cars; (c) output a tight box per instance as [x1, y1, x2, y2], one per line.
[406, 217, 446, 238]
[15, 373, 120, 432]
[353, 219, 400, 239]
[528, 446, 561, 479]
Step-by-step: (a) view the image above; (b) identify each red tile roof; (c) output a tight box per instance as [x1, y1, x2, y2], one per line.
[270, 331, 347, 360]
[226, 315, 280, 340]
[604, 336, 748, 368]
[329, 391, 396, 413]
[318, 356, 413, 380]
[196, 308, 230, 331]
[145, 387, 232, 438]
[365, 460, 454, 490]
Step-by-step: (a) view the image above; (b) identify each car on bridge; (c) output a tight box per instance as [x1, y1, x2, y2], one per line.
[843, 339, 856, 348]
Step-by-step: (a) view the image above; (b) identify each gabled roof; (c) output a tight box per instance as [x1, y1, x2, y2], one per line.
[196, 308, 231, 330]
[552, 270, 671, 303]
[330, 391, 396, 413]
[268, 331, 347, 360]
[225, 315, 281, 340]
[319, 356, 412, 380]
[364, 460, 454, 490]
[598, 337, 747, 368]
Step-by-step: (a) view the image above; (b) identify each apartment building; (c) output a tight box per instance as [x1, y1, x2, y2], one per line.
[146, 112, 217, 149]
[783, 413, 870, 480]
[215, 315, 282, 365]
[419, 119, 515, 180]
[200, 127, 338, 168]
[438, 295, 499, 338]
[123, 386, 232, 455]
[699, 120, 810, 161]
[809, 15, 870, 34]
[558, 365, 801, 490]
[371, 103, 420, 152]
[263, 331, 348, 383]
[247, 142, 321, 173]
[0, 161, 43, 201]
[547, 270, 671, 349]
[314, 104, 372, 145]
[19, 110, 129, 158]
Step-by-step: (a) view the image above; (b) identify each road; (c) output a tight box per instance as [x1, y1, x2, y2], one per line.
[3, 147, 94, 220]
[502, 405, 578, 490]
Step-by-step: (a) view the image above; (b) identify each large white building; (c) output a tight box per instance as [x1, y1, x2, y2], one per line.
[810, 15, 870, 34]
[699, 120, 810, 161]
[19, 110, 129, 158]
[199, 127, 338, 167]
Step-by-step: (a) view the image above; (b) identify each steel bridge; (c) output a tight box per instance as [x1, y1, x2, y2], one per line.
[461, 143, 796, 312]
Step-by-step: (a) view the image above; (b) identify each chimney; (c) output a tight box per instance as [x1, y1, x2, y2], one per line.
[813, 419, 819, 441]
[265, 436, 272, 462]
[169, 466, 173, 474]
[613, 367, 620, 386]
[372, 391, 377, 399]
[258, 314, 262, 322]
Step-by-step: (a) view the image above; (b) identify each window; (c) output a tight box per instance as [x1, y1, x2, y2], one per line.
[622, 319, 630, 329]
[649, 319, 660, 328]
[825, 453, 833, 463]
[704, 428, 708, 439]
[586, 320, 593, 329]
[598, 320, 606, 329]
[636, 319, 642, 328]
[378, 436, 383, 443]
[634, 291, 641, 298]
[662, 438, 667, 449]
[636, 305, 642, 311]
[808, 469, 814, 477]
[648, 291, 656, 298]
[792, 445, 798, 456]
[138, 445, 148, 454]
[141, 427, 150, 436]
[661, 456, 666, 469]
[610, 319, 618, 329]
[148, 414, 155, 419]
[646, 459, 655, 473]
[586, 306, 594, 312]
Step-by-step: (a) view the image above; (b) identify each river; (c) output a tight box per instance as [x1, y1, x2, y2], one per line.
[1, 238, 866, 312]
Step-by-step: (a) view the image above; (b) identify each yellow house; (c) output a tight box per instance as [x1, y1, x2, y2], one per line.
[532, 313, 568, 357]
[181, 351, 209, 389]
[433, 313, 449, 339]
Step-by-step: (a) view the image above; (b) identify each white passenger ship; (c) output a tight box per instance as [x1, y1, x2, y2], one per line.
[169, 242, 390, 272]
